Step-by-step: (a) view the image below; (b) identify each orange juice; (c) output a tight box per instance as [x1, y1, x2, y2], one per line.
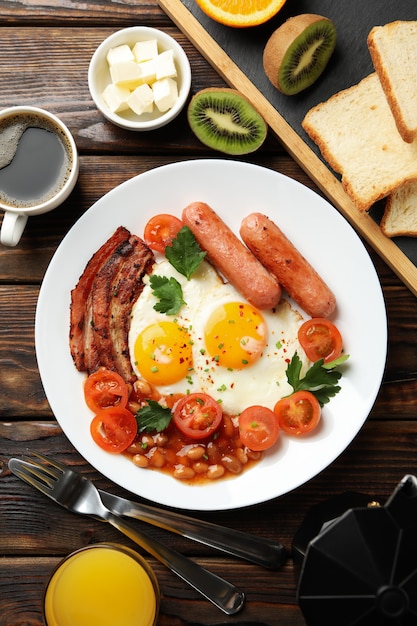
[43, 544, 159, 626]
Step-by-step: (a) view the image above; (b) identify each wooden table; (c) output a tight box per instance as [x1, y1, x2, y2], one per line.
[1, 3, 417, 625]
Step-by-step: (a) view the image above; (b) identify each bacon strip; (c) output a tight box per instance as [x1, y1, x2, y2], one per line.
[91, 238, 134, 372]
[69, 227, 154, 384]
[108, 235, 154, 382]
[69, 226, 130, 371]
[83, 288, 101, 375]
[91, 235, 154, 382]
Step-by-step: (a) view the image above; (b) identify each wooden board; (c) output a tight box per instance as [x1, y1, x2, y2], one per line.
[159, 0, 417, 297]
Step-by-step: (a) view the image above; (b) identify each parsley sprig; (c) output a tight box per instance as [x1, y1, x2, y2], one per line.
[136, 400, 172, 433]
[165, 226, 206, 280]
[286, 352, 349, 407]
[151, 226, 206, 315]
[149, 274, 185, 315]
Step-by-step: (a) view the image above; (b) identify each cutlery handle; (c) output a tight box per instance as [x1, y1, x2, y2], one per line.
[106, 512, 245, 615]
[109, 496, 286, 569]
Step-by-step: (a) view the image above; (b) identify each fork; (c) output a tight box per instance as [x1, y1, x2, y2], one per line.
[8, 452, 245, 615]
[98, 488, 286, 569]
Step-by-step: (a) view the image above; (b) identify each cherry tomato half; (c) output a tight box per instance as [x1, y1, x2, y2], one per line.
[90, 407, 137, 453]
[274, 391, 321, 436]
[84, 368, 129, 414]
[173, 393, 223, 440]
[298, 318, 343, 364]
[144, 214, 183, 253]
[238, 405, 280, 452]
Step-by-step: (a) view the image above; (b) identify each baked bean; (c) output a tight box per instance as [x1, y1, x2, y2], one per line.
[221, 454, 243, 474]
[126, 398, 264, 483]
[246, 447, 262, 461]
[207, 464, 225, 480]
[193, 461, 210, 474]
[149, 448, 165, 468]
[222, 414, 235, 438]
[173, 465, 196, 480]
[133, 379, 154, 397]
[126, 440, 147, 455]
[206, 442, 221, 464]
[186, 445, 206, 461]
[154, 433, 169, 447]
[127, 400, 141, 414]
[132, 454, 149, 468]
[141, 434, 154, 449]
[235, 447, 249, 465]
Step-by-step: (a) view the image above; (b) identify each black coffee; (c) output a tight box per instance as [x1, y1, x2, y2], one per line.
[0, 114, 73, 208]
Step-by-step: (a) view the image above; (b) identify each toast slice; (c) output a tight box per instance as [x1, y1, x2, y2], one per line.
[368, 21, 417, 143]
[381, 182, 417, 238]
[302, 73, 417, 211]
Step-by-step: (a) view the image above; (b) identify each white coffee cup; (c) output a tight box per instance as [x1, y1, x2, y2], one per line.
[0, 106, 79, 247]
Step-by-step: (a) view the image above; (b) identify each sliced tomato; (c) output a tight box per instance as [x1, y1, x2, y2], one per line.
[84, 368, 129, 414]
[298, 318, 343, 364]
[274, 391, 321, 436]
[90, 407, 137, 453]
[144, 214, 183, 253]
[238, 405, 280, 452]
[173, 393, 223, 440]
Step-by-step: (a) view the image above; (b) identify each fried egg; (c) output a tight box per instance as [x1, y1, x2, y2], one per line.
[128, 259, 221, 395]
[128, 258, 309, 414]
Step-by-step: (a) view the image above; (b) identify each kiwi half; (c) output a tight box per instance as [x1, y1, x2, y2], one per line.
[263, 14, 337, 96]
[187, 88, 267, 155]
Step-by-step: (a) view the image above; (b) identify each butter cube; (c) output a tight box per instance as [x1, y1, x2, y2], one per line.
[132, 39, 159, 63]
[106, 44, 135, 66]
[102, 83, 130, 113]
[155, 50, 177, 80]
[152, 77, 178, 112]
[138, 59, 157, 85]
[110, 61, 142, 90]
[127, 83, 154, 115]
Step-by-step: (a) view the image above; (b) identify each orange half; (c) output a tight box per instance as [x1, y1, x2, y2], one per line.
[195, 0, 287, 27]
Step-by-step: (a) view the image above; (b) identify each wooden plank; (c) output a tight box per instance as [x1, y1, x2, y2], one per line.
[158, 0, 417, 297]
[0, 0, 170, 25]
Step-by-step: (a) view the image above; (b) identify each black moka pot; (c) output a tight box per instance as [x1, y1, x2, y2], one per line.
[293, 475, 417, 625]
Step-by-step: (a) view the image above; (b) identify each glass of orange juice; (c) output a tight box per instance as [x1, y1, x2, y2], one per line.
[43, 543, 160, 626]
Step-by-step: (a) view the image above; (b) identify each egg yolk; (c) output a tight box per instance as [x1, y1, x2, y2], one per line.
[134, 321, 193, 385]
[204, 302, 267, 370]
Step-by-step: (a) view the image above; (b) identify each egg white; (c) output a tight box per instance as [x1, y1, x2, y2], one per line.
[192, 283, 307, 414]
[129, 258, 309, 413]
[128, 258, 220, 395]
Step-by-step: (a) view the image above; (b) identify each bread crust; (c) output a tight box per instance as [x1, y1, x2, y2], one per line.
[381, 183, 417, 237]
[302, 73, 417, 211]
[368, 21, 417, 143]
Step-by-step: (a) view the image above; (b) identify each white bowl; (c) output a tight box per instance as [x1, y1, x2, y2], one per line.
[88, 26, 191, 131]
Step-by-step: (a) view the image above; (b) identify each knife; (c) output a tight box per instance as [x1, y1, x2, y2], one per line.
[99, 488, 286, 569]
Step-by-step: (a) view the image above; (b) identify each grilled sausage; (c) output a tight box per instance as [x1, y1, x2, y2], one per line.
[182, 202, 282, 310]
[240, 213, 336, 318]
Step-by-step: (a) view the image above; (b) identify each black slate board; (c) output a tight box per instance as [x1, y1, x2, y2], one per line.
[181, 0, 417, 266]
[182, 0, 415, 153]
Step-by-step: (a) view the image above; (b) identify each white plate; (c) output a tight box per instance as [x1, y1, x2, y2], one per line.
[35, 159, 387, 511]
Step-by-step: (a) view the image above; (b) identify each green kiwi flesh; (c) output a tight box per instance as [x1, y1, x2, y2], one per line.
[187, 88, 267, 155]
[264, 14, 337, 96]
